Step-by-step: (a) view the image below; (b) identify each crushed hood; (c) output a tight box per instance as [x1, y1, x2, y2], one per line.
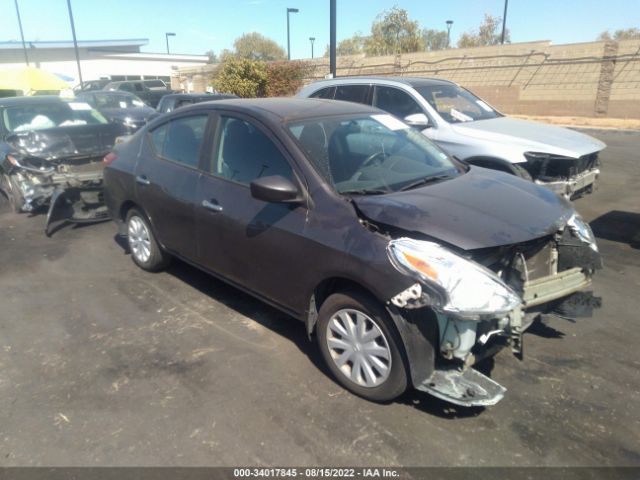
[5, 123, 122, 160]
[453, 117, 606, 158]
[353, 167, 574, 250]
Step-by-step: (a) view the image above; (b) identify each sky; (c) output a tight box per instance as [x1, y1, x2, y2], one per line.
[1, 0, 639, 59]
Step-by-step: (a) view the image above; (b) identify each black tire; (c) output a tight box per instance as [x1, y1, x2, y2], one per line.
[125, 208, 170, 272]
[317, 290, 408, 402]
[1, 173, 24, 213]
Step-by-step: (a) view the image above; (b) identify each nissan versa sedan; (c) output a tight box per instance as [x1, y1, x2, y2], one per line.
[103, 98, 602, 406]
[298, 77, 606, 199]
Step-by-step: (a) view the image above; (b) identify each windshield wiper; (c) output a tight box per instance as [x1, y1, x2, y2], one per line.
[399, 174, 452, 192]
[339, 188, 389, 196]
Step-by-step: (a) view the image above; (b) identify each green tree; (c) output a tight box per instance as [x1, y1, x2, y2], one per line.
[457, 14, 510, 48]
[598, 28, 640, 41]
[422, 29, 449, 51]
[323, 33, 367, 57]
[364, 6, 425, 56]
[205, 50, 218, 64]
[233, 32, 286, 61]
[213, 57, 268, 97]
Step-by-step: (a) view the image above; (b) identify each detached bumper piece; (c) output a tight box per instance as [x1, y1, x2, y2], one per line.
[417, 367, 506, 407]
[45, 185, 109, 236]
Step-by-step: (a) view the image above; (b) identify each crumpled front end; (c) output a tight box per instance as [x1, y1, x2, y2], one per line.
[2, 151, 108, 235]
[523, 151, 601, 199]
[387, 214, 602, 407]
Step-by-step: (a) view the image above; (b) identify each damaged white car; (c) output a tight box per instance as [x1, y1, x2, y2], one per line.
[298, 77, 606, 199]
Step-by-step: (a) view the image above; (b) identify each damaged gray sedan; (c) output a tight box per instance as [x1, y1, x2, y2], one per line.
[104, 98, 601, 407]
[0, 96, 123, 234]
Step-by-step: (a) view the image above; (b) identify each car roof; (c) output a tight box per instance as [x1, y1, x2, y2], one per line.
[163, 93, 236, 100]
[302, 76, 456, 90]
[185, 97, 384, 122]
[78, 90, 135, 97]
[0, 95, 81, 107]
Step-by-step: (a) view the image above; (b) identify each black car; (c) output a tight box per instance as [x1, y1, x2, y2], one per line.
[155, 93, 238, 115]
[103, 98, 601, 406]
[73, 79, 111, 93]
[103, 81, 172, 108]
[0, 96, 124, 234]
[76, 91, 156, 133]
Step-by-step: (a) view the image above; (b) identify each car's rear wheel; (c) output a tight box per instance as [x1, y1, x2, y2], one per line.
[125, 208, 170, 271]
[1, 173, 24, 213]
[317, 290, 408, 402]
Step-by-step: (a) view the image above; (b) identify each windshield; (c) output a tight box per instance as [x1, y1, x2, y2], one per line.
[415, 84, 501, 123]
[288, 114, 462, 195]
[2, 102, 108, 132]
[94, 93, 146, 109]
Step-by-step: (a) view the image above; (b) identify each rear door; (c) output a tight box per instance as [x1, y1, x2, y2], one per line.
[195, 112, 308, 312]
[134, 113, 211, 261]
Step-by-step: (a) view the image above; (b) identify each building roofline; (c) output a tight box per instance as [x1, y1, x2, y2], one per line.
[0, 39, 149, 49]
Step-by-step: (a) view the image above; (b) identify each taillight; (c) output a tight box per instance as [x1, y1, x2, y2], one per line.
[6, 154, 20, 166]
[103, 152, 118, 166]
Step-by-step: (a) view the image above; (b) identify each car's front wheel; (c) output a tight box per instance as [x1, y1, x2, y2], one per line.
[125, 208, 170, 272]
[317, 290, 408, 402]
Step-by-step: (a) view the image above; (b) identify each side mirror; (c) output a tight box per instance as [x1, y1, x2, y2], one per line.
[404, 113, 431, 129]
[250, 175, 300, 203]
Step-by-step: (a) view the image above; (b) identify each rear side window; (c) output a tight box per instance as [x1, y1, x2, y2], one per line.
[149, 115, 208, 168]
[212, 116, 293, 184]
[334, 85, 370, 105]
[310, 87, 335, 99]
[373, 86, 423, 120]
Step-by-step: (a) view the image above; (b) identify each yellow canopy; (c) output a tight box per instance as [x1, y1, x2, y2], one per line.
[0, 67, 71, 95]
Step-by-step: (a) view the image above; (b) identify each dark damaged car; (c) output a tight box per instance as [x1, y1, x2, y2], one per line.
[103, 98, 602, 406]
[0, 96, 124, 234]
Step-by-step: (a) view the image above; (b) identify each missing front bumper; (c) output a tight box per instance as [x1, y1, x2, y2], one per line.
[535, 168, 599, 198]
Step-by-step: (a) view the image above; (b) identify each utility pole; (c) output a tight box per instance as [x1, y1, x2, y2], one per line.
[287, 7, 299, 60]
[66, 0, 83, 88]
[329, 0, 336, 78]
[14, 0, 29, 66]
[501, 0, 509, 45]
[446, 20, 453, 48]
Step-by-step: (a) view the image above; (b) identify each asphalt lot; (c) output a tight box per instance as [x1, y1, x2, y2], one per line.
[0, 129, 639, 467]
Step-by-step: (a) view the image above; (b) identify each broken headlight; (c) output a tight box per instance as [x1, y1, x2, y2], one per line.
[387, 238, 521, 319]
[566, 213, 598, 252]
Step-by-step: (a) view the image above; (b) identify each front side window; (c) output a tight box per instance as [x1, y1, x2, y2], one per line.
[334, 85, 370, 105]
[415, 84, 501, 123]
[289, 114, 461, 195]
[2, 102, 107, 132]
[373, 86, 423, 120]
[310, 87, 335, 99]
[212, 116, 293, 184]
[150, 115, 208, 168]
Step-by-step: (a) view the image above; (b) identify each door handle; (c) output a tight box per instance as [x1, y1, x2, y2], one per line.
[136, 175, 151, 186]
[202, 199, 223, 213]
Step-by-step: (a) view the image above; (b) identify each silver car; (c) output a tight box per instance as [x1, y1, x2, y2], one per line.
[297, 77, 606, 198]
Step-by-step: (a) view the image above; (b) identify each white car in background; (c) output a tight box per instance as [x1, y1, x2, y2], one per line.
[297, 77, 606, 198]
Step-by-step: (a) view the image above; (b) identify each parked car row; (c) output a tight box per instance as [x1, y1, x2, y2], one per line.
[0, 76, 605, 408]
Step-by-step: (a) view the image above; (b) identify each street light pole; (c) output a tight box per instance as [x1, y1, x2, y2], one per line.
[329, 0, 336, 78]
[446, 20, 453, 48]
[13, 0, 29, 66]
[166, 32, 176, 54]
[501, 0, 509, 44]
[286, 7, 299, 60]
[66, 0, 83, 88]
[309, 37, 315, 58]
